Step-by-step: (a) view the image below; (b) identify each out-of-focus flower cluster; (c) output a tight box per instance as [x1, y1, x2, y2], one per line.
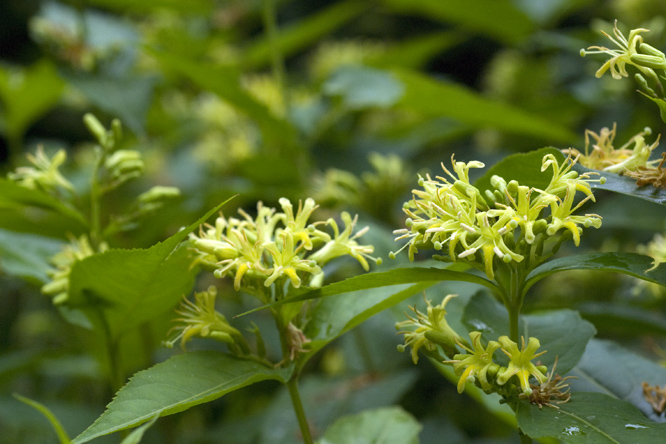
[392, 154, 603, 279]
[41, 235, 108, 305]
[190, 197, 380, 294]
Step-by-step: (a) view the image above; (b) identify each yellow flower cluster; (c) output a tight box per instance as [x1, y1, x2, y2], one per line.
[190, 197, 379, 293]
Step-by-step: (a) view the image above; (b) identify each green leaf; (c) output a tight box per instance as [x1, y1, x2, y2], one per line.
[303, 283, 434, 367]
[0, 178, 88, 229]
[525, 253, 666, 295]
[150, 51, 298, 151]
[0, 60, 64, 146]
[237, 266, 498, 317]
[323, 66, 405, 109]
[474, 147, 565, 194]
[0, 229, 63, 284]
[317, 406, 421, 444]
[382, 0, 533, 44]
[369, 31, 467, 70]
[13, 394, 71, 444]
[577, 302, 666, 337]
[393, 69, 577, 143]
[68, 198, 233, 338]
[85, 0, 213, 14]
[517, 392, 666, 442]
[463, 293, 596, 374]
[575, 163, 666, 206]
[72, 352, 292, 444]
[569, 339, 666, 422]
[242, 1, 368, 68]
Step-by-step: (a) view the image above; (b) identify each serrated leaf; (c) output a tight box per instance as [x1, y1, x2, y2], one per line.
[237, 266, 498, 317]
[72, 352, 292, 444]
[474, 147, 565, 194]
[0, 179, 88, 229]
[525, 253, 666, 295]
[462, 293, 596, 374]
[517, 392, 666, 442]
[575, 163, 666, 206]
[317, 406, 421, 444]
[68, 198, 233, 338]
[393, 69, 577, 143]
[569, 339, 666, 422]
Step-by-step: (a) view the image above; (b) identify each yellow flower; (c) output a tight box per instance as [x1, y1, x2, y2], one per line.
[496, 336, 547, 395]
[446, 331, 501, 393]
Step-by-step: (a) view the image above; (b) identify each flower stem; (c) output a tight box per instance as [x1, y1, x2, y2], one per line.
[286, 377, 313, 444]
[89, 148, 105, 248]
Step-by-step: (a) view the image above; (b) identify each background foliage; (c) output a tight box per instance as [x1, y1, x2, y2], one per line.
[2, 0, 666, 443]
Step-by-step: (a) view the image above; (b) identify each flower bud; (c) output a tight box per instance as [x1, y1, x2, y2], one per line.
[640, 42, 666, 58]
[630, 54, 666, 71]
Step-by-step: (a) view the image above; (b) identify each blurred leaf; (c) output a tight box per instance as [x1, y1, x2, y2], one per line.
[0, 228, 63, 284]
[237, 266, 499, 317]
[569, 339, 666, 422]
[317, 406, 421, 444]
[474, 147, 564, 194]
[323, 66, 405, 109]
[576, 163, 666, 206]
[151, 51, 298, 151]
[577, 302, 666, 337]
[393, 69, 577, 143]
[370, 31, 466, 70]
[64, 73, 156, 136]
[517, 392, 666, 442]
[13, 394, 71, 444]
[0, 179, 88, 229]
[525, 253, 666, 294]
[243, 1, 368, 68]
[0, 60, 64, 146]
[382, 0, 534, 44]
[259, 371, 418, 444]
[68, 198, 233, 338]
[72, 352, 293, 444]
[85, 0, 213, 14]
[463, 292, 596, 374]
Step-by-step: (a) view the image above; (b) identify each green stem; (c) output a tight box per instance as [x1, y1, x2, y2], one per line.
[89, 148, 105, 248]
[262, 0, 288, 117]
[286, 377, 314, 444]
[507, 264, 526, 343]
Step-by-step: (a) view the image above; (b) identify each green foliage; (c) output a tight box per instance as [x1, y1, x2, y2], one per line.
[317, 406, 421, 444]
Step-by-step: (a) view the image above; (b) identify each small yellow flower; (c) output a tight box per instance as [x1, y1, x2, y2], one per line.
[396, 294, 462, 363]
[496, 336, 547, 395]
[165, 286, 243, 350]
[446, 331, 501, 393]
[8, 146, 74, 195]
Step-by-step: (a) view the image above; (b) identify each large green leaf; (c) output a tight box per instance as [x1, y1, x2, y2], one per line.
[238, 266, 498, 317]
[0, 229, 63, 284]
[303, 283, 434, 367]
[0, 179, 88, 229]
[517, 392, 666, 442]
[242, 1, 368, 68]
[369, 31, 466, 70]
[525, 253, 666, 294]
[68, 198, 233, 338]
[393, 69, 577, 143]
[72, 352, 292, 444]
[577, 302, 666, 338]
[317, 406, 421, 444]
[382, 0, 534, 44]
[473, 148, 565, 194]
[575, 163, 666, 206]
[462, 293, 596, 374]
[150, 51, 298, 151]
[569, 339, 666, 422]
